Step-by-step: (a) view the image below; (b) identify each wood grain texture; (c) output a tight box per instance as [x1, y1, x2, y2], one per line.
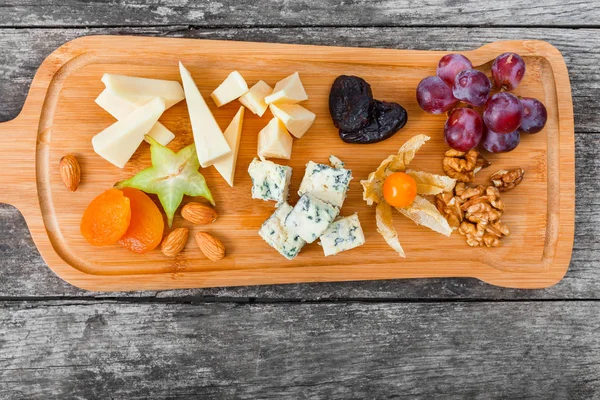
[0, 27, 597, 298]
[0, 35, 574, 290]
[0, 0, 599, 27]
[1, 300, 599, 399]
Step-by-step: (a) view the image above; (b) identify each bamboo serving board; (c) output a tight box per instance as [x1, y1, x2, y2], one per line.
[0, 36, 574, 291]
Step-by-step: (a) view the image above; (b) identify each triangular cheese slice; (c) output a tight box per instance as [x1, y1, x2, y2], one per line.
[179, 62, 231, 168]
[101, 74, 184, 109]
[264, 72, 308, 105]
[213, 106, 245, 187]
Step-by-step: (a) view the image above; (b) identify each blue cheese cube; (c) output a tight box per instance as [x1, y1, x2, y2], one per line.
[298, 158, 352, 208]
[259, 203, 306, 260]
[285, 193, 339, 243]
[319, 214, 366, 256]
[248, 157, 292, 206]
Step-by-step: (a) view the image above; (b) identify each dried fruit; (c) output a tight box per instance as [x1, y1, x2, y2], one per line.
[181, 202, 218, 225]
[490, 168, 525, 192]
[115, 135, 214, 227]
[195, 232, 226, 261]
[329, 75, 373, 132]
[442, 149, 489, 183]
[339, 100, 408, 144]
[80, 188, 131, 246]
[161, 228, 189, 257]
[59, 154, 81, 192]
[118, 188, 165, 254]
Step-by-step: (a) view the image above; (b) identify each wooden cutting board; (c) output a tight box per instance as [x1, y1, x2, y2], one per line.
[0, 36, 574, 291]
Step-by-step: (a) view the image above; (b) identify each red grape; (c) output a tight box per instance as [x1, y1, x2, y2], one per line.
[491, 52, 526, 90]
[519, 97, 547, 134]
[481, 127, 520, 153]
[444, 108, 483, 152]
[452, 69, 492, 107]
[416, 76, 458, 114]
[483, 92, 523, 134]
[437, 54, 473, 87]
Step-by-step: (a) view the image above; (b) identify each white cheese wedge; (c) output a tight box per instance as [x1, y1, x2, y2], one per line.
[179, 62, 231, 168]
[210, 71, 249, 107]
[264, 72, 308, 105]
[101, 74, 184, 109]
[258, 117, 293, 160]
[213, 106, 245, 187]
[92, 97, 166, 168]
[239, 80, 273, 116]
[269, 104, 316, 138]
[95, 89, 175, 146]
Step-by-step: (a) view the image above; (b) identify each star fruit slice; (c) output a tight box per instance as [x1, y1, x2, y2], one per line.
[115, 135, 215, 227]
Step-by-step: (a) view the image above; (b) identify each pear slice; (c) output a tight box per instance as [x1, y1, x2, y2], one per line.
[213, 106, 245, 187]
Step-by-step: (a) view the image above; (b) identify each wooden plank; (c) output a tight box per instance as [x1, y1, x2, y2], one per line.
[0, 27, 597, 298]
[0, 300, 599, 398]
[0, 0, 599, 28]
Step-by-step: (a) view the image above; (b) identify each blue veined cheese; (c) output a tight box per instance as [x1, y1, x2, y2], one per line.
[259, 203, 306, 260]
[297, 158, 352, 208]
[248, 157, 292, 206]
[284, 193, 339, 243]
[319, 214, 366, 256]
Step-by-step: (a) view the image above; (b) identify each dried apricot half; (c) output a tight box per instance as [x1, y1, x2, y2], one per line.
[118, 188, 165, 254]
[81, 188, 131, 246]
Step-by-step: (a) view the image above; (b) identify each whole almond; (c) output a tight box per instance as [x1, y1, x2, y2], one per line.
[161, 228, 189, 257]
[181, 202, 218, 225]
[59, 154, 81, 192]
[195, 232, 225, 262]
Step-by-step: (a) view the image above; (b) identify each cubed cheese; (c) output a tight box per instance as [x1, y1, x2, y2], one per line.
[213, 106, 245, 187]
[259, 203, 306, 260]
[101, 74, 184, 109]
[264, 72, 308, 105]
[248, 157, 292, 205]
[210, 71, 249, 107]
[239, 80, 273, 116]
[269, 104, 316, 138]
[284, 193, 339, 244]
[319, 214, 366, 256]
[298, 159, 352, 209]
[258, 118, 293, 160]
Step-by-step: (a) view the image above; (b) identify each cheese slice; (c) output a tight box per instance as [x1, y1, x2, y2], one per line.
[269, 104, 316, 139]
[179, 62, 231, 167]
[101, 74, 185, 109]
[258, 117, 293, 160]
[213, 106, 245, 187]
[210, 71, 249, 107]
[95, 89, 175, 146]
[239, 80, 273, 116]
[92, 97, 166, 168]
[264, 72, 308, 105]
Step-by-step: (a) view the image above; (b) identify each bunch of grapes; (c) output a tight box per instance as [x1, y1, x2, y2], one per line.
[416, 52, 548, 153]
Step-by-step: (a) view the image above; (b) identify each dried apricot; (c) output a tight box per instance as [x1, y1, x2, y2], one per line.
[118, 188, 165, 254]
[81, 188, 131, 246]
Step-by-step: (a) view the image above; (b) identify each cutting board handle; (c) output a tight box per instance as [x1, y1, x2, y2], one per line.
[0, 117, 36, 208]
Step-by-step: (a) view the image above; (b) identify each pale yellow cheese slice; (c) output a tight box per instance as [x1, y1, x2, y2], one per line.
[179, 62, 231, 168]
[269, 104, 316, 138]
[95, 88, 175, 146]
[210, 71, 249, 107]
[264, 72, 308, 105]
[101, 74, 184, 109]
[213, 106, 245, 187]
[239, 80, 273, 116]
[92, 97, 166, 168]
[258, 117, 293, 160]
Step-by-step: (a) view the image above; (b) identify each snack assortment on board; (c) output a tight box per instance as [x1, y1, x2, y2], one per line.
[74, 48, 543, 263]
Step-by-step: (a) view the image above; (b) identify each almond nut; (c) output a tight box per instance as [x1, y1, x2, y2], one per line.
[59, 154, 81, 192]
[181, 202, 218, 225]
[161, 228, 189, 257]
[195, 232, 225, 262]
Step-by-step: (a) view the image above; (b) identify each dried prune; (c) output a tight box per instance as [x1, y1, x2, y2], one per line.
[329, 75, 374, 132]
[339, 100, 408, 144]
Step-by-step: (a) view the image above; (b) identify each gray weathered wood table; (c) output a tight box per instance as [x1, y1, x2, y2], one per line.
[1, 2, 599, 398]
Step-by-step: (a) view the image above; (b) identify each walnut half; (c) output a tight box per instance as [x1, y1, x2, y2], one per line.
[490, 168, 525, 192]
[442, 149, 490, 183]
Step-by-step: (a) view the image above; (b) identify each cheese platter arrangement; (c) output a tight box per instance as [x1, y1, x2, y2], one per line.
[0, 36, 574, 291]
